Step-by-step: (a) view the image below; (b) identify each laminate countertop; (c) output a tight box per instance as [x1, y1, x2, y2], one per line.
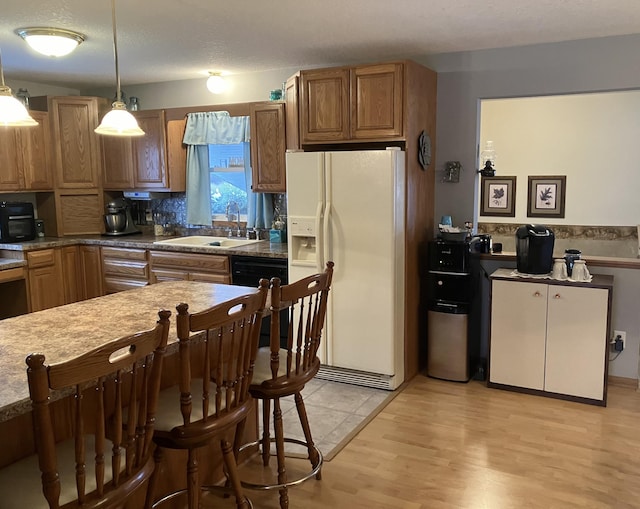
[477, 251, 640, 270]
[0, 280, 259, 423]
[0, 234, 288, 260]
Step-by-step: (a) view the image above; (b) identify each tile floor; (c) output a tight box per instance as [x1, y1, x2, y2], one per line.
[259, 378, 393, 460]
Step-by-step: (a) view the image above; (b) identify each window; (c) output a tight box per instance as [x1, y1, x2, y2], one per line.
[208, 143, 248, 221]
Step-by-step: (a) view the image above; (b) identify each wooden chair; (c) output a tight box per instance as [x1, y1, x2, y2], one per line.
[240, 262, 333, 509]
[145, 279, 269, 509]
[0, 309, 171, 509]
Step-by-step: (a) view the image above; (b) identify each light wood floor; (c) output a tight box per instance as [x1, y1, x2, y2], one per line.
[241, 375, 640, 509]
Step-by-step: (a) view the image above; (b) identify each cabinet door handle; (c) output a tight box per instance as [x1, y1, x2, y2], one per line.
[554, 293, 561, 299]
[533, 291, 541, 297]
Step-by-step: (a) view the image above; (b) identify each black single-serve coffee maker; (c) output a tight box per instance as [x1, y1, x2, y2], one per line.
[516, 224, 555, 274]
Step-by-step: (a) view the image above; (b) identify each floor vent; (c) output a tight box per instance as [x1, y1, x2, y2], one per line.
[317, 365, 396, 391]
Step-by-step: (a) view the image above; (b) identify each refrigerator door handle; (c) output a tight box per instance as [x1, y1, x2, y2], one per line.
[315, 200, 324, 272]
[323, 199, 331, 269]
[323, 161, 332, 268]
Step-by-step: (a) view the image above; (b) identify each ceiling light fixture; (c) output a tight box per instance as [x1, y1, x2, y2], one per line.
[95, 0, 144, 137]
[0, 49, 38, 127]
[206, 72, 226, 94]
[16, 27, 85, 57]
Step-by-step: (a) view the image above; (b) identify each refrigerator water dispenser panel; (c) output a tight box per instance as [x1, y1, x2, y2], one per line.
[291, 236, 317, 263]
[289, 216, 316, 236]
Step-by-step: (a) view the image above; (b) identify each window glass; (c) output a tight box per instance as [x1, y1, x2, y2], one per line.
[208, 143, 248, 219]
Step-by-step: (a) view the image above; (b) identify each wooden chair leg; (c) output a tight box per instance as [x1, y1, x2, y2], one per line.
[261, 398, 271, 467]
[187, 448, 199, 509]
[145, 446, 164, 508]
[273, 398, 289, 509]
[222, 439, 252, 509]
[294, 391, 322, 480]
[234, 417, 247, 462]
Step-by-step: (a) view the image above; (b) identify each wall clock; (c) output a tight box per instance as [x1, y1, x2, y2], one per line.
[418, 130, 431, 170]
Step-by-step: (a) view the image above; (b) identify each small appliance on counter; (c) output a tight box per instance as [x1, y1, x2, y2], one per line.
[469, 234, 492, 253]
[0, 201, 36, 242]
[515, 224, 555, 274]
[103, 198, 141, 236]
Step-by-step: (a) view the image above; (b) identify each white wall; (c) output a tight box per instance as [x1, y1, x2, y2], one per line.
[5, 78, 80, 98]
[82, 67, 299, 109]
[428, 33, 640, 229]
[479, 91, 640, 226]
[429, 33, 640, 381]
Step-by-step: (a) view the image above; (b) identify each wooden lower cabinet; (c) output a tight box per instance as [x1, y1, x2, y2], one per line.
[80, 245, 104, 299]
[489, 275, 612, 404]
[61, 246, 84, 304]
[149, 251, 231, 284]
[27, 249, 65, 312]
[102, 247, 149, 294]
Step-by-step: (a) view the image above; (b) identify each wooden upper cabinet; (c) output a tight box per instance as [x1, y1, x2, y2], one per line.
[297, 62, 405, 144]
[102, 110, 183, 191]
[133, 110, 168, 188]
[50, 96, 107, 188]
[0, 111, 53, 191]
[284, 74, 301, 150]
[350, 63, 403, 140]
[101, 135, 134, 189]
[21, 111, 54, 190]
[250, 102, 286, 193]
[0, 128, 22, 191]
[300, 68, 350, 143]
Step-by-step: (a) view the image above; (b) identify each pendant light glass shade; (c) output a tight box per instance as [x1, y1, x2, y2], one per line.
[0, 50, 38, 127]
[95, 101, 143, 136]
[95, 0, 144, 137]
[16, 28, 85, 57]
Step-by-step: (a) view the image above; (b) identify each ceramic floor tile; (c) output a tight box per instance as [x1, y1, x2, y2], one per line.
[303, 381, 386, 413]
[354, 391, 391, 416]
[256, 380, 396, 461]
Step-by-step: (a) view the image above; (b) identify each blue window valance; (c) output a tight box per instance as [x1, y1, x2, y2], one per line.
[183, 111, 250, 145]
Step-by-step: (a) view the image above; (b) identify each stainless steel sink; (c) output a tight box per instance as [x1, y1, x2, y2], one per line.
[153, 236, 263, 249]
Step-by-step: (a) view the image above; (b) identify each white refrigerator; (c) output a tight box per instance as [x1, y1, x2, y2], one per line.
[286, 149, 405, 390]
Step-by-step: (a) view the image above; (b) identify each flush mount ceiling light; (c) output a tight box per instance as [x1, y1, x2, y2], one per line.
[16, 27, 85, 57]
[95, 0, 144, 137]
[206, 72, 226, 94]
[0, 49, 38, 127]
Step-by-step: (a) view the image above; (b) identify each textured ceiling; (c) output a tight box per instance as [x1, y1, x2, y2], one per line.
[1, 0, 640, 88]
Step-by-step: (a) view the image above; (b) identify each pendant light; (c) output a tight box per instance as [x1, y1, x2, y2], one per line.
[0, 49, 38, 127]
[95, 0, 144, 137]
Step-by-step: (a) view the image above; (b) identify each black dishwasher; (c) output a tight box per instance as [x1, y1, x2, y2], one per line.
[230, 255, 288, 347]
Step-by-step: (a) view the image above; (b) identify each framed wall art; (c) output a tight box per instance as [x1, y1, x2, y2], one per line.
[480, 176, 517, 217]
[527, 176, 566, 218]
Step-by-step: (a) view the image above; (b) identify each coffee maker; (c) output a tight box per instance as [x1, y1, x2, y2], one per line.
[103, 198, 141, 236]
[516, 224, 555, 274]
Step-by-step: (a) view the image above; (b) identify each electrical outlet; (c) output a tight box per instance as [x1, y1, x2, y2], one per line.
[614, 330, 626, 351]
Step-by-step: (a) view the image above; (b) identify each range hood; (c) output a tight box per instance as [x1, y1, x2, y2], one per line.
[122, 191, 165, 200]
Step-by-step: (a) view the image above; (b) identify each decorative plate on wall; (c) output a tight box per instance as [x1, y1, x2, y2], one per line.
[418, 130, 431, 170]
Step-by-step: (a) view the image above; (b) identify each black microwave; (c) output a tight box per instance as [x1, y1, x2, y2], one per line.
[0, 202, 36, 242]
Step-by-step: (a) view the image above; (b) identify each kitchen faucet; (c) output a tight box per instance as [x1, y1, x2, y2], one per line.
[225, 201, 242, 237]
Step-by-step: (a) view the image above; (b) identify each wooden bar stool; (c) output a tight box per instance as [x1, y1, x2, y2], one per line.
[239, 262, 334, 509]
[0, 309, 171, 509]
[145, 280, 269, 509]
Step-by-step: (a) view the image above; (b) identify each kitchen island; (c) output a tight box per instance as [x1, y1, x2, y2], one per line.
[0, 280, 265, 504]
[0, 280, 260, 422]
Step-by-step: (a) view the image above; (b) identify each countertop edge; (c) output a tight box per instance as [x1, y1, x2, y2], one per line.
[0, 236, 288, 259]
[489, 268, 614, 290]
[478, 251, 640, 270]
